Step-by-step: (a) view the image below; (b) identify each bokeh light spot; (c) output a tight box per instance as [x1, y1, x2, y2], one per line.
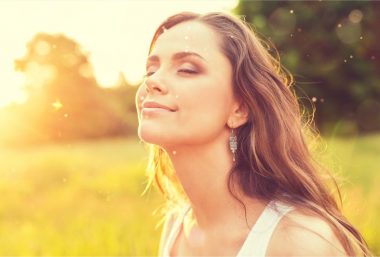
[349, 9, 363, 23]
[52, 99, 63, 110]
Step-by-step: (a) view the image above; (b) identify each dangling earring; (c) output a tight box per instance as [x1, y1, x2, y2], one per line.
[229, 126, 237, 162]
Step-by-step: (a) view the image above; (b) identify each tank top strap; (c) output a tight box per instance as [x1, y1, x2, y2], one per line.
[236, 201, 294, 257]
[162, 204, 192, 257]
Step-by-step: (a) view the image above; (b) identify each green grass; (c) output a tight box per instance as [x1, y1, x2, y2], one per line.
[325, 134, 380, 254]
[0, 134, 378, 255]
[0, 137, 163, 256]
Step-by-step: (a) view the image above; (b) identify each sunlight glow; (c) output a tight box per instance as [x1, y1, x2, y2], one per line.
[0, 0, 238, 108]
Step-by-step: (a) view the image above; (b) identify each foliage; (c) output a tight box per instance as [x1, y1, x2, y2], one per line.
[234, 2, 380, 134]
[0, 33, 138, 146]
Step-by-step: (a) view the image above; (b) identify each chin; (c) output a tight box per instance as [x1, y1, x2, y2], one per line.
[138, 129, 185, 153]
[137, 125, 169, 146]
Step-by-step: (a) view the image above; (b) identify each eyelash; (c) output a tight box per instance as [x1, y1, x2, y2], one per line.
[178, 69, 198, 74]
[144, 69, 198, 77]
[144, 71, 155, 77]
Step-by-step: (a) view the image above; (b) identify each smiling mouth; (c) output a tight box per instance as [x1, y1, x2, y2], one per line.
[141, 101, 176, 112]
[143, 107, 173, 111]
[141, 107, 177, 115]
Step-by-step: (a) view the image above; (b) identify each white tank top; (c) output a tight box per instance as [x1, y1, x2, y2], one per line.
[161, 201, 294, 257]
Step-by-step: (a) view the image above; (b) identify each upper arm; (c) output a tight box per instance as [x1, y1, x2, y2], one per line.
[266, 210, 347, 256]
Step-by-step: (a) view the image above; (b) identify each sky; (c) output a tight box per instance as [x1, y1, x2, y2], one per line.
[0, 0, 237, 108]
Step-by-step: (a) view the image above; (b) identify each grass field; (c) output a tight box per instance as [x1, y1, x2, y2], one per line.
[0, 134, 379, 255]
[324, 134, 380, 255]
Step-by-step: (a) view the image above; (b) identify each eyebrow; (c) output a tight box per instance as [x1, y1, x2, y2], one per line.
[146, 51, 207, 66]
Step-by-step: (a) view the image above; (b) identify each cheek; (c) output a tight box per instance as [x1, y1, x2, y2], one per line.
[185, 84, 231, 116]
[177, 87, 231, 137]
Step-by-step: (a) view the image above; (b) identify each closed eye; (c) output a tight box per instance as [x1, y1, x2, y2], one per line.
[144, 71, 155, 77]
[178, 69, 198, 74]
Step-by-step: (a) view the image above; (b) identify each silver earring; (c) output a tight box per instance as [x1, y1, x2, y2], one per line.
[229, 127, 237, 162]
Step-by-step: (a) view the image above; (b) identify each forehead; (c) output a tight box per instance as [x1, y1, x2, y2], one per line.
[151, 21, 222, 60]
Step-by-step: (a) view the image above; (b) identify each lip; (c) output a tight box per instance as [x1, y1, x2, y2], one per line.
[142, 101, 176, 112]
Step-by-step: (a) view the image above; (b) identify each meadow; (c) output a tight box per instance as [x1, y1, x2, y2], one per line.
[0, 134, 379, 255]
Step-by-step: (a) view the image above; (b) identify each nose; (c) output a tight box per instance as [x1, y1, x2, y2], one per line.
[144, 72, 168, 94]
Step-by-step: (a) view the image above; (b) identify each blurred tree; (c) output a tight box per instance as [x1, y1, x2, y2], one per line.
[6, 33, 137, 145]
[102, 72, 139, 136]
[234, 1, 380, 135]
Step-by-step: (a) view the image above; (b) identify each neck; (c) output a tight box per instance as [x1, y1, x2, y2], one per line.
[164, 129, 265, 232]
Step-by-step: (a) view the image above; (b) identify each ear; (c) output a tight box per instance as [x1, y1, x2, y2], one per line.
[228, 101, 249, 128]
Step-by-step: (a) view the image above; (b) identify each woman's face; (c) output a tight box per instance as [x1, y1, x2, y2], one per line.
[136, 21, 236, 148]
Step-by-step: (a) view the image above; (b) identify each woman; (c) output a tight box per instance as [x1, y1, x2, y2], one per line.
[135, 11, 371, 256]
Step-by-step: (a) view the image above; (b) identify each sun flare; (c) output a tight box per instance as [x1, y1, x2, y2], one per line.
[0, 0, 237, 108]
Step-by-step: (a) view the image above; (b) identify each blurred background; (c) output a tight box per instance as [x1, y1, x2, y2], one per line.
[0, 0, 379, 255]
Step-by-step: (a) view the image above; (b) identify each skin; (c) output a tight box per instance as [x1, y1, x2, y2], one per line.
[136, 21, 246, 148]
[136, 21, 346, 256]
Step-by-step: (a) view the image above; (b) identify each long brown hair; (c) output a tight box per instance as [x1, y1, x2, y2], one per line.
[141, 11, 371, 256]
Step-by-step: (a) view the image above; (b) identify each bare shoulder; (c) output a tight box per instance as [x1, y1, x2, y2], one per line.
[266, 208, 347, 256]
